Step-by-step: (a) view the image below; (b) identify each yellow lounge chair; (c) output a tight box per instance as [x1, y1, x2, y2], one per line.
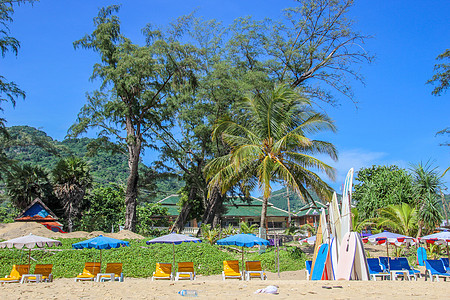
[175, 262, 196, 281]
[0, 264, 30, 283]
[75, 262, 101, 282]
[152, 263, 173, 281]
[21, 264, 54, 283]
[245, 261, 267, 280]
[96, 263, 124, 282]
[222, 260, 242, 280]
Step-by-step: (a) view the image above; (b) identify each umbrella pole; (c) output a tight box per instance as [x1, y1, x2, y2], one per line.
[386, 242, 389, 257]
[173, 243, 176, 275]
[242, 246, 244, 275]
[28, 249, 31, 266]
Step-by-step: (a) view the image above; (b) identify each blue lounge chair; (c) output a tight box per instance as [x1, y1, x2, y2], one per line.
[378, 257, 389, 272]
[367, 258, 390, 281]
[397, 257, 420, 279]
[425, 259, 450, 282]
[440, 258, 450, 272]
[305, 260, 312, 281]
[388, 258, 416, 281]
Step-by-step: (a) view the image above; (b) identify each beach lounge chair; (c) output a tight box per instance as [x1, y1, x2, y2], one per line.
[96, 263, 124, 282]
[378, 257, 389, 272]
[244, 261, 267, 281]
[175, 262, 196, 281]
[397, 257, 420, 279]
[222, 260, 242, 280]
[21, 264, 54, 283]
[305, 260, 312, 281]
[367, 258, 390, 281]
[388, 258, 416, 281]
[440, 258, 450, 271]
[425, 259, 450, 282]
[152, 263, 173, 281]
[0, 264, 30, 283]
[75, 262, 101, 282]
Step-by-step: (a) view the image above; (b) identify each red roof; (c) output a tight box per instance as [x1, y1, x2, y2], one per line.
[15, 215, 57, 221]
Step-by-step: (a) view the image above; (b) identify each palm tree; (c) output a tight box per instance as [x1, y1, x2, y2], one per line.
[376, 203, 418, 236]
[205, 85, 337, 231]
[52, 157, 92, 232]
[6, 164, 53, 210]
[238, 221, 258, 234]
[351, 208, 374, 232]
[410, 161, 444, 237]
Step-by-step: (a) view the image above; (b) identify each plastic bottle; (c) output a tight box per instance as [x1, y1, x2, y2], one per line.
[178, 290, 198, 297]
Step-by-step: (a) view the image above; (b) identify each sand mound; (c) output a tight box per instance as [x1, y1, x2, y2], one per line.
[0, 222, 146, 241]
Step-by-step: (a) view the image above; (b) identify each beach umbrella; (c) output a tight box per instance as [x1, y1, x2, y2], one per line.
[420, 231, 450, 260]
[72, 235, 129, 263]
[146, 233, 202, 269]
[299, 235, 316, 245]
[216, 233, 270, 273]
[363, 231, 415, 257]
[0, 233, 62, 265]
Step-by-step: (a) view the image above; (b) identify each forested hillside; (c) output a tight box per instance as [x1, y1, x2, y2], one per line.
[3, 126, 183, 201]
[267, 187, 335, 212]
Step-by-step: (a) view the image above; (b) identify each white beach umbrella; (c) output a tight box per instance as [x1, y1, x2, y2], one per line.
[0, 233, 62, 265]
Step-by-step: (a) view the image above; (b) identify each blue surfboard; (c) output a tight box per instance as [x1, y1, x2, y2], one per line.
[417, 247, 427, 266]
[311, 243, 329, 280]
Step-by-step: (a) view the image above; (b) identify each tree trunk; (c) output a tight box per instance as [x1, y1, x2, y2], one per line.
[172, 202, 192, 233]
[124, 140, 141, 232]
[260, 195, 268, 230]
[202, 184, 223, 226]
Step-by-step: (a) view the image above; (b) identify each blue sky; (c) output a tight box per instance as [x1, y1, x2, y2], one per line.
[2, 1, 449, 193]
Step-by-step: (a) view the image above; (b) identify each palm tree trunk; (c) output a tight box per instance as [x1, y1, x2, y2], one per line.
[172, 202, 191, 233]
[260, 196, 268, 231]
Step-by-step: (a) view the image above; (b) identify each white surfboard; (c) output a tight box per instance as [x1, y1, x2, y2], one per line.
[335, 232, 356, 280]
[353, 233, 370, 281]
[341, 168, 354, 242]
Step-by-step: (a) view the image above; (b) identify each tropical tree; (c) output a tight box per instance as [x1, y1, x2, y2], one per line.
[351, 207, 374, 233]
[238, 221, 258, 234]
[69, 6, 196, 231]
[52, 157, 92, 232]
[427, 49, 449, 96]
[354, 165, 415, 220]
[410, 161, 444, 236]
[200, 223, 220, 245]
[205, 84, 337, 232]
[375, 203, 418, 237]
[6, 163, 53, 210]
[0, 0, 37, 134]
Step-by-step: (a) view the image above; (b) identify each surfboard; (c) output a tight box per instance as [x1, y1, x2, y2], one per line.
[417, 247, 427, 266]
[330, 237, 338, 280]
[335, 232, 356, 280]
[341, 169, 354, 241]
[311, 211, 324, 272]
[353, 233, 370, 281]
[311, 243, 329, 280]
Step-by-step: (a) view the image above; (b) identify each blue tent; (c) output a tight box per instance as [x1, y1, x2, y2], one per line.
[72, 235, 129, 263]
[217, 234, 269, 272]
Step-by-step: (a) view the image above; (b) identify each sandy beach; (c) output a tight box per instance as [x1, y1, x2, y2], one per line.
[1, 270, 449, 300]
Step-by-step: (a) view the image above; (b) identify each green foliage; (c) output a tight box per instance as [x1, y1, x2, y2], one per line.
[427, 49, 450, 96]
[267, 187, 335, 213]
[0, 199, 17, 223]
[136, 203, 169, 236]
[0, 238, 307, 278]
[205, 84, 337, 228]
[6, 163, 54, 210]
[351, 207, 374, 232]
[375, 203, 418, 236]
[200, 224, 220, 245]
[78, 184, 125, 232]
[354, 165, 415, 219]
[238, 221, 258, 234]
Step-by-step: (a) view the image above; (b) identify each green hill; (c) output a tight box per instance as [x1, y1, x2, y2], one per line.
[3, 126, 183, 200]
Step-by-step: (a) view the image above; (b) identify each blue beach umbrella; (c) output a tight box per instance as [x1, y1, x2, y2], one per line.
[216, 234, 270, 272]
[72, 235, 129, 263]
[146, 233, 202, 268]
